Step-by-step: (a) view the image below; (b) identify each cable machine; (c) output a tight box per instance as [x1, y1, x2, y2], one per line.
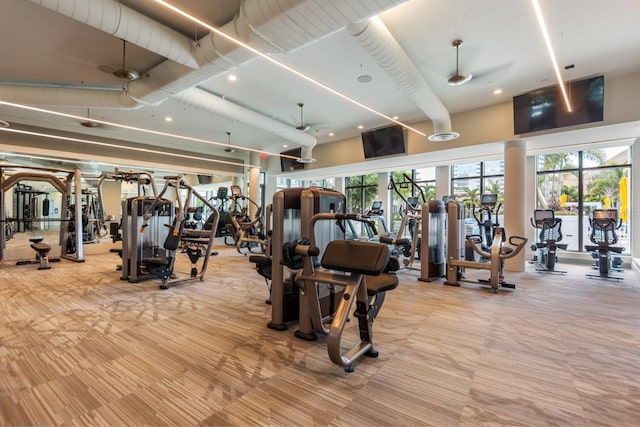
[1, 164, 84, 264]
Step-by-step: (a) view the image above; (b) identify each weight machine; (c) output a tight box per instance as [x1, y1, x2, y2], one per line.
[121, 175, 219, 289]
[250, 187, 347, 331]
[529, 209, 568, 274]
[1, 164, 85, 265]
[585, 209, 625, 281]
[285, 212, 399, 372]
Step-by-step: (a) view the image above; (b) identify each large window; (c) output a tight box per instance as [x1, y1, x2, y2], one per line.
[345, 174, 378, 238]
[451, 160, 505, 234]
[388, 168, 436, 233]
[536, 147, 631, 253]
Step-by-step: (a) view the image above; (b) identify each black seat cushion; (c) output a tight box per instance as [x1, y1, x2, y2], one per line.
[365, 274, 399, 296]
[31, 243, 51, 253]
[143, 257, 171, 267]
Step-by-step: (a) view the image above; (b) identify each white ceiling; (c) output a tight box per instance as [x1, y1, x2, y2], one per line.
[1, 0, 640, 171]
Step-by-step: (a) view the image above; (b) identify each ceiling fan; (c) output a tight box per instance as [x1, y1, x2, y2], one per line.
[295, 103, 311, 132]
[80, 108, 102, 128]
[448, 39, 473, 86]
[223, 131, 236, 153]
[98, 39, 140, 81]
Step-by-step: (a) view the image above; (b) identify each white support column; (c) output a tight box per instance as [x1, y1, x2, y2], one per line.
[334, 176, 345, 195]
[525, 154, 537, 259]
[435, 165, 450, 200]
[378, 172, 390, 227]
[248, 152, 261, 217]
[504, 140, 526, 272]
[631, 138, 640, 273]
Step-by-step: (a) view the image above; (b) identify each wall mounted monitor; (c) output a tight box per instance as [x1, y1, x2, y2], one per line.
[280, 147, 304, 172]
[513, 75, 604, 134]
[361, 124, 406, 159]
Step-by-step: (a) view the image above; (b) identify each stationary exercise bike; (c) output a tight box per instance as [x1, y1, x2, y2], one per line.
[529, 209, 568, 274]
[585, 209, 625, 281]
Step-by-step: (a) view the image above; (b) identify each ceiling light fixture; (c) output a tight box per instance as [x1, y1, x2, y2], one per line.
[0, 101, 286, 160]
[0, 127, 251, 169]
[153, 0, 426, 137]
[531, 0, 572, 112]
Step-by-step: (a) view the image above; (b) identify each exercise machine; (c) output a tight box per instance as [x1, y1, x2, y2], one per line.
[285, 212, 399, 372]
[226, 184, 267, 254]
[418, 200, 447, 281]
[384, 173, 427, 270]
[97, 168, 159, 271]
[445, 200, 528, 292]
[585, 209, 625, 281]
[250, 186, 346, 330]
[467, 193, 502, 262]
[124, 175, 219, 289]
[1, 164, 85, 265]
[529, 209, 568, 274]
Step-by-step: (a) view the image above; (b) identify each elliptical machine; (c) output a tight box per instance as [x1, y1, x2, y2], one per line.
[467, 193, 501, 262]
[529, 209, 568, 274]
[585, 209, 625, 281]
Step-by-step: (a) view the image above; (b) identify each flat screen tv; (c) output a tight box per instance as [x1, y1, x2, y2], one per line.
[513, 75, 604, 134]
[361, 124, 406, 159]
[280, 147, 304, 172]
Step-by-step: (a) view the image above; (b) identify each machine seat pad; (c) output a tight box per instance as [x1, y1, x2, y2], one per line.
[365, 273, 399, 296]
[31, 243, 51, 252]
[321, 240, 390, 276]
[557, 243, 569, 250]
[29, 236, 44, 244]
[249, 254, 271, 266]
[609, 246, 625, 254]
[143, 257, 171, 267]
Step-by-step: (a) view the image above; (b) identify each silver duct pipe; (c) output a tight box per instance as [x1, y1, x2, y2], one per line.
[348, 18, 459, 141]
[0, 85, 139, 109]
[174, 87, 317, 149]
[28, 0, 198, 69]
[21, 0, 408, 157]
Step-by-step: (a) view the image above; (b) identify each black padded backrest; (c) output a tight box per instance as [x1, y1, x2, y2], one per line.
[163, 218, 185, 251]
[540, 217, 563, 242]
[321, 240, 390, 276]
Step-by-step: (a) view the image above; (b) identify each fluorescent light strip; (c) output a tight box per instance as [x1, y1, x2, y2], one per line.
[0, 151, 185, 175]
[154, 0, 427, 137]
[0, 127, 252, 169]
[532, 0, 572, 112]
[0, 101, 290, 160]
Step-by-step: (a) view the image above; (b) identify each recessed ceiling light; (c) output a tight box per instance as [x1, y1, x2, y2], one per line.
[357, 74, 372, 83]
[228, 74, 237, 82]
[358, 125, 363, 129]
[392, 116, 399, 120]
[165, 116, 173, 122]
[283, 144, 288, 148]
[493, 89, 503, 95]
[328, 132, 334, 137]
